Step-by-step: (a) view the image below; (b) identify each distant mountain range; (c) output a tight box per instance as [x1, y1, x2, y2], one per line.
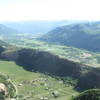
[39, 21, 100, 51]
[0, 20, 90, 34]
[0, 24, 18, 35]
[1, 20, 100, 51]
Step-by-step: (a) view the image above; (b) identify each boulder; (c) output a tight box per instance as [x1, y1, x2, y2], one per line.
[0, 83, 7, 96]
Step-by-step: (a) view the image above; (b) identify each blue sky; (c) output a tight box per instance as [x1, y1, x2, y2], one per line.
[0, 0, 100, 21]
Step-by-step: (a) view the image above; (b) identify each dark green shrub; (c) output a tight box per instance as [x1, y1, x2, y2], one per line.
[73, 89, 100, 100]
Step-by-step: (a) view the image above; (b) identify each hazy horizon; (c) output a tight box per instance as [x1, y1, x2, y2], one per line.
[0, 0, 100, 21]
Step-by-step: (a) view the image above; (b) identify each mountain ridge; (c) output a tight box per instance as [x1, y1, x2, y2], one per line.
[0, 46, 100, 91]
[39, 22, 100, 51]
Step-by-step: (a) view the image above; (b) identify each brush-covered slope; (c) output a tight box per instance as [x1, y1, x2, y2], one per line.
[72, 89, 100, 100]
[0, 47, 100, 90]
[15, 49, 100, 90]
[40, 22, 100, 51]
[0, 40, 10, 59]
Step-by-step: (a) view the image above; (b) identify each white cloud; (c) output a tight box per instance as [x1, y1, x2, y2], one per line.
[0, 0, 100, 21]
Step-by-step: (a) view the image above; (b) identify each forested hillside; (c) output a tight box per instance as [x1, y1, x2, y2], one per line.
[40, 22, 100, 51]
[72, 89, 100, 100]
[0, 46, 100, 91]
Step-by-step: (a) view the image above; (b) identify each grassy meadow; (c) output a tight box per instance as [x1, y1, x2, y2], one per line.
[0, 60, 78, 100]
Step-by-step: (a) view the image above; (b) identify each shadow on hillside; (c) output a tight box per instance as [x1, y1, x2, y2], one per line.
[0, 47, 100, 91]
[15, 49, 100, 91]
[15, 48, 82, 78]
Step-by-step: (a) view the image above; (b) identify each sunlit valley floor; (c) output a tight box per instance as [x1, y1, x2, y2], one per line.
[1, 36, 99, 100]
[0, 21, 100, 100]
[7, 37, 100, 68]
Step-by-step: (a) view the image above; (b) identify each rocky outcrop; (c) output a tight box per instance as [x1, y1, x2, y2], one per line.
[0, 83, 7, 96]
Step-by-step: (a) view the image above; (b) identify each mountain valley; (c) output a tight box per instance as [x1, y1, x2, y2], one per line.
[0, 21, 100, 100]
